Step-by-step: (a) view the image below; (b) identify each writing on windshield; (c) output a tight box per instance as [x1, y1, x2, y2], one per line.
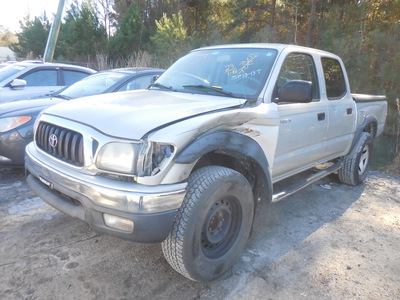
[225, 54, 262, 81]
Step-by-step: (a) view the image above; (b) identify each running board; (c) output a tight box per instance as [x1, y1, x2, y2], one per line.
[272, 161, 343, 201]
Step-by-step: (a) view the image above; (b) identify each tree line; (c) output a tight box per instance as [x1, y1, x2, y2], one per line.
[2, 0, 400, 119]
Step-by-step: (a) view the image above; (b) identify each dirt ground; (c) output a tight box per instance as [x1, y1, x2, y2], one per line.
[0, 168, 399, 300]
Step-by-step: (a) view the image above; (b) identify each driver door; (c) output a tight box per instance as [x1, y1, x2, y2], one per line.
[272, 53, 328, 181]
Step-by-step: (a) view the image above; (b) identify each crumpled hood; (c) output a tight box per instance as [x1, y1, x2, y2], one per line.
[43, 90, 246, 139]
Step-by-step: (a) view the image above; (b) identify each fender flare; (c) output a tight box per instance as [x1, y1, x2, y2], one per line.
[175, 131, 272, 202]
[350, 115, 378, 152]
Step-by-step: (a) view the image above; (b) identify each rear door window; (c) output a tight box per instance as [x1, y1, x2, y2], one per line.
[63, 70, 90, 85]
[321, 57, 347, 100]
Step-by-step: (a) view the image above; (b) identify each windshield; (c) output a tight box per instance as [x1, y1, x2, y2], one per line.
[0, 65, 26, 83]
[155, 48, 277, 100]
[58, 72, 128, 99]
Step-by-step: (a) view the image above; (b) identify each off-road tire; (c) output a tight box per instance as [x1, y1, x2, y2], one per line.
[161, 166, 254, 282]
[338, 132, 373, 186]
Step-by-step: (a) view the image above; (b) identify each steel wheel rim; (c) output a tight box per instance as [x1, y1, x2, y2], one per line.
[358, 144, 370, 175]
[201, 197, 241, 258]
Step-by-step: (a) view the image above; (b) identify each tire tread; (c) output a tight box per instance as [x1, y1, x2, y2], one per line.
[338, 132, 373, 186]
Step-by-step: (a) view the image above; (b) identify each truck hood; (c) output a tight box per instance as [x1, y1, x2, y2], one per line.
[43, 90, 246, 139]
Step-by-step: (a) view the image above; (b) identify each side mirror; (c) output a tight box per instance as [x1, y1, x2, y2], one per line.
[10, 79, 27, 89]
[152, 75, 160, 83]
[278, 80, 312, 103]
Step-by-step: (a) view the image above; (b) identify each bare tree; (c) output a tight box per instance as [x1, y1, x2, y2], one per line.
[96, 0, 114, 38]
[270, 0, 276, 28]
[306, 0, 317, 47]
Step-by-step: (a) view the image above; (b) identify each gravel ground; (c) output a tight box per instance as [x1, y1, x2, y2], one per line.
[0, 168, 399, 300]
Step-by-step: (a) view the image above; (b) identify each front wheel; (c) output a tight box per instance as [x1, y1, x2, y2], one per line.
[338, 132, 373, 186]
[161, 166, 254, 281]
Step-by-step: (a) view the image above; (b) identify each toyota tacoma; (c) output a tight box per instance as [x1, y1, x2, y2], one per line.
[25, 44, 387, 281]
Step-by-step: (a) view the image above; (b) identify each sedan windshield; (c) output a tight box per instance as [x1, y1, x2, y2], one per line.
[57, 72, 128, 99]
[0, 65, 27, 83]
[154, 48, 277, 100]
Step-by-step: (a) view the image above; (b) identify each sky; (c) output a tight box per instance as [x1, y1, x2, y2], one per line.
[0, 0, 61, 33]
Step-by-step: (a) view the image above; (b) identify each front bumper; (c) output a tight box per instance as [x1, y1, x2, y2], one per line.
[25, 143, 187, 243]
[0, 129, 30, 167]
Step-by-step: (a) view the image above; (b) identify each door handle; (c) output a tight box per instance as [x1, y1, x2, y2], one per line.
[317, 112, 325, 121]
[347, 108, 353, 115]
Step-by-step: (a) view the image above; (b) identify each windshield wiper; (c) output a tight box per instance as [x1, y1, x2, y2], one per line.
[182, 84, 239, 98]
[53, 94, 72, 100]
[148, 82, 177, 91]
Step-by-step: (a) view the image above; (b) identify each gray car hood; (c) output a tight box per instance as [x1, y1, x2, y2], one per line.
[44, 90, 246, 139]
[0, 97, 63, 116]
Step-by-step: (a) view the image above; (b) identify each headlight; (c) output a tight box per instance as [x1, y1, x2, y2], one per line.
[140, 142, 175, 176]
[0, 116, 31, 133]
[96, 142, 139, 174]
[96, 141, 175, 176]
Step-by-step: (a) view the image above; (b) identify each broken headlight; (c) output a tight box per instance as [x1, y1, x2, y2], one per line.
[96, 141, 175, 177]
[138, 142, 175, 176]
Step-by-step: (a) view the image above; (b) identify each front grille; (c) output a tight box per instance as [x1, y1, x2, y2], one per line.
[36, 121, 84, 166]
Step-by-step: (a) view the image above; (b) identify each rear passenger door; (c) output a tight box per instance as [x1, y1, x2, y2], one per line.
[322, 57, 356, 158]
[272, 52, 327, 180]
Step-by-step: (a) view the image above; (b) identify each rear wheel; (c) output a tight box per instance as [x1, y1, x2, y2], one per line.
[338, 132, 373, 186]
[161, 166, 254, 281]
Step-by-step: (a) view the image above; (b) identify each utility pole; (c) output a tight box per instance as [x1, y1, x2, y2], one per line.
[43, 0, 65, 62]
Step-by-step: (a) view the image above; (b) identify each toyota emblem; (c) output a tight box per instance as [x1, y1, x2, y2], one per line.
[49, 134, 58, 148]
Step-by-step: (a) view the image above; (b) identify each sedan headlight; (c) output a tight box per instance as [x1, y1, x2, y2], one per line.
[0, 116, 31, 133]
[96, 142, 139, 174]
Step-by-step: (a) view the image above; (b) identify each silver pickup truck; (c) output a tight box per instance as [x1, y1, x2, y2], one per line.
[25, 44, 387, 281]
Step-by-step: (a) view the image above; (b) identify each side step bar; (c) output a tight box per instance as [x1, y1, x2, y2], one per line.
[272, 161, 343, 201]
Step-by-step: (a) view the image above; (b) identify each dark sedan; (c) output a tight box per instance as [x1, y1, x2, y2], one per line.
[0, 68, 164, 167]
